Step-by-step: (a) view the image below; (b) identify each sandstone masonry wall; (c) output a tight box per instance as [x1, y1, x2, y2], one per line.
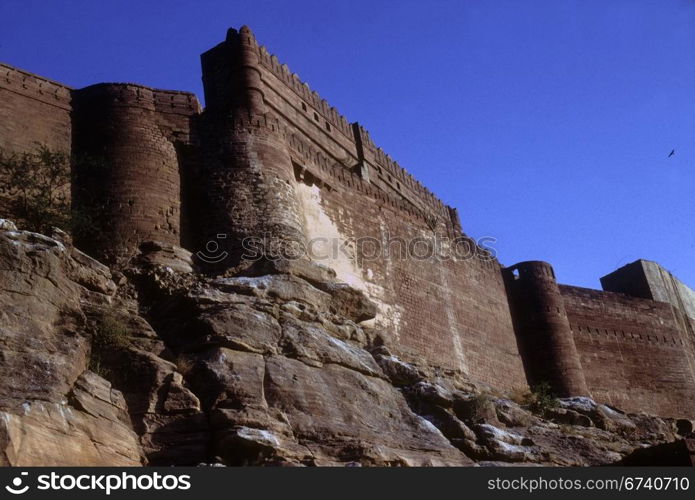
[560, 284, 695, 417]
[230, 27, 527, 390]
[602, 260, 695, 377]
[196, 29, 308, 271]
[0, 64, 73, 218]
[2, 27, 695, 416]
[0, 64, 72, 153]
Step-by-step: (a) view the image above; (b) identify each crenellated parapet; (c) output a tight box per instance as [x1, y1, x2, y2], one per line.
[287, 128, 463, 233]
[353, 123, 451, 220]
[242, 26, 458, 225]
[255, 42, 353, 138]
[154, 89, 202, 116]
[72, 83, 200, 115]
[0, 63, 72, 111]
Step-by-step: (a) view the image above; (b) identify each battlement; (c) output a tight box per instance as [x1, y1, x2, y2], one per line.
[0, 63, 72, 110]
[248, 32, 353, 139]
[353, 124, 448, 215]
[228, 27, 453, 222]
[74, 83, 201, 116]
[288, 128, 450, 226]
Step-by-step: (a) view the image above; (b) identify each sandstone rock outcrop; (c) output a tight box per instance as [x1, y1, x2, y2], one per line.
[0, 224, 139, 465]
[0, 222, 692, 466]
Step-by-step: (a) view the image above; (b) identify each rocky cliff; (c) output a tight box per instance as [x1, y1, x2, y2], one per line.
[0, 219, 693, 466]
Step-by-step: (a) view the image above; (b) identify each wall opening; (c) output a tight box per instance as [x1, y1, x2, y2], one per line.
[293, 162, 303, 182]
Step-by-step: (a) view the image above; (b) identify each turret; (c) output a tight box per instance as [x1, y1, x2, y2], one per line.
[196, 27, 307, 272]
[504, 261, 589, 397]
[201, 26, 265, 114]
[71, 83, 191, 264]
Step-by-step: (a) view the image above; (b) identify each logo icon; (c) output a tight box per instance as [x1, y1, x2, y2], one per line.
[196, 234, 229, 263]
[5, 472, 29, 495]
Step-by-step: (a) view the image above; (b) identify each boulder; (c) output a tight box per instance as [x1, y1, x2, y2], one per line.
[545, 407, 594, 427]
[559, 397, 637, 434]
[453, 394, 501, 426]
[0, 229, 96, 408]
[372, 349, 424, 387]
[474, 424, 538, 463]
[244, 257, 337, 285]
[163, 373, 201, 414]
[190, 302, 282, 355]
[213, 274, 331, 309]
[278, 315, 382, 377]
[314, 281, 378, 322]
[1, 371, 141, 466]
[494, 399, 538, 428]
[136, 241, 194, 274]
[0, 218, 17, 231]
[262, 356, 471, 466]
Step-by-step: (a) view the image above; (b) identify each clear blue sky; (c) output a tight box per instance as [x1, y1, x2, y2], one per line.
[1, 0, 693, 289]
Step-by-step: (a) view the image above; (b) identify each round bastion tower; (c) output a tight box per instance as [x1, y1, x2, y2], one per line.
[504, 261, 590, 397]
[71, 83, 197, 264]
[197, 26, 307, 271]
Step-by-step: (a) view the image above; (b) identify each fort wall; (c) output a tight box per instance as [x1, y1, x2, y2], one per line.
[1, 28, 695, 416]
[224, 27, 527, 389]
[0, 63, 72, 153]
[560, 284, 695, 417]
[602, 260, 695, 344]
[292, 171, 527, 389]
[197, 28, 309, 271]
[0, 64, 73, 218]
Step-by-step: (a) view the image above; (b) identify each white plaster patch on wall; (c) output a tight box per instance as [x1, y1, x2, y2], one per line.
[295, 182, 366, 291]
[358, 219, 403, 338]
[438, 264, 468, 373]
[370, 301, 404, 342]
[295, 182, 403, 337]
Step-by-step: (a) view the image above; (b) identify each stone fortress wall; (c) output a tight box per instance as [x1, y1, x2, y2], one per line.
[1, 27, 694, 417]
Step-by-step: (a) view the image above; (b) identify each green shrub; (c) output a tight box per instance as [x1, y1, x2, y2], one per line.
[0, 145, 71, 233]
[526, 381, 559, 414]
[89, 312, 131, 378]
[0, 144, 105, 238]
